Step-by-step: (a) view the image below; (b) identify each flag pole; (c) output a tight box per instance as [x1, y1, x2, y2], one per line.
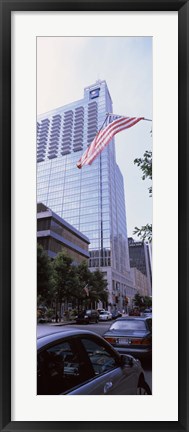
[99, 113, 109, 131]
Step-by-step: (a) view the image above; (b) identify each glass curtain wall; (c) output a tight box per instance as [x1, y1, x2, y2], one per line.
[37, 80, 132, 303]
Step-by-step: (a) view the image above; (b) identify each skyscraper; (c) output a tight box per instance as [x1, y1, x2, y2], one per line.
[128, 237, 152, 296]
[37, 80, 136, 309]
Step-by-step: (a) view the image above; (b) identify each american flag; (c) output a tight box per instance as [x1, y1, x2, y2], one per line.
[77, 114, 144, 169]
[83, 284, 89, 296]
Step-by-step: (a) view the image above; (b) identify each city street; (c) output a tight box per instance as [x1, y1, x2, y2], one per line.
[37, 322, 152, 392]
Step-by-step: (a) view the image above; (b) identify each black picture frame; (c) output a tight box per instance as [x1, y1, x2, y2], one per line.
[0, 1, 188, 431]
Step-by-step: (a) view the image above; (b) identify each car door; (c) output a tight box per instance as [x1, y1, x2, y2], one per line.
[69, 336, 139, 395]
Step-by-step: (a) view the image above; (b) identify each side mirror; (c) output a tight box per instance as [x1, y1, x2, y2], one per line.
[120, 354, 134, 367]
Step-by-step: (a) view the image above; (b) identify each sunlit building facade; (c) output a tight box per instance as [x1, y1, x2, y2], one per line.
[37, 80, 136, 308]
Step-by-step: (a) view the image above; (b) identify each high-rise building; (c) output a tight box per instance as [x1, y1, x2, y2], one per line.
[128, 237, 152, 296]
[37, 80, 136, 309]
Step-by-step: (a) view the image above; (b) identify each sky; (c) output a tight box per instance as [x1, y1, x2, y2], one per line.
[37, 36, 152, 239]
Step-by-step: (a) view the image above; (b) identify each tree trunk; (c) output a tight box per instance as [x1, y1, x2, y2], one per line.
[59, 302, 62, 322]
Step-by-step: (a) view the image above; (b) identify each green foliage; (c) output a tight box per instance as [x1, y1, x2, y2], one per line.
[76, 261, 91, 298]
[133, 292, 152, 309]
[144, 296, 152, 307]
[37, 246, 108, 314]
[134, 150, 152, 197]
[45, 308, 54, 319]
[52, 251, 77, 304]
[133, 224, 152, 243]
[37, 243, 53, 306]
[74, 262, 108, 307]
[133, 292, 145, 308]
[89, 270, 108, 303]
[133, 149, 152, 242]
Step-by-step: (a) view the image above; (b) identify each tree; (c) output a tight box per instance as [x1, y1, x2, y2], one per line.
[133, 292, 152, 309]
[133, 224, 152, 243]
[133, 292, 145, 309]
[73, 261, 92, 310]
[51, 251, 77, 319]
[75, 262, 108, 310]
[134, 150, 152, 196]
[134, 149, 152, 242]
[144, 296, 152, 308]
[37, 243, 52, 306]
[89, 270, 108, 305]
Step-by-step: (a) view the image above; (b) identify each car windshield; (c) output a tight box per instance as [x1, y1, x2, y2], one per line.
[110, 320, 146, 331]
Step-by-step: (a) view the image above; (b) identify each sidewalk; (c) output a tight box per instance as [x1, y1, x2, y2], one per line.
[49, 320, 76, 326]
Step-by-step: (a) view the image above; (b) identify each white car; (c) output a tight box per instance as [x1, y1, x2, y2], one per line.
[99, 311, 112, 321]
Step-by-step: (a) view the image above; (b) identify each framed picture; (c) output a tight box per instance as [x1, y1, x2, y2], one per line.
[0, 0, 188, 431]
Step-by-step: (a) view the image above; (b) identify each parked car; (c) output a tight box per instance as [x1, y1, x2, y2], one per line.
[38, 317, 49, 324]
[141, 308, 152, 317]
[37, 329, 151, 395]
[75, 309, 99, 324]
[111, 310, 122, 319]
[129, 308, 141, 316]
[99, 311, 112, 321]
[103, 317, 152, 362]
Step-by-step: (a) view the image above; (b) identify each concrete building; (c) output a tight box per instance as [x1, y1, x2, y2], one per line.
[130, 267, 150, 298]
[37, 80, 135, 309]
[37, 203, 90, 263]
[128, 237, 152, 296]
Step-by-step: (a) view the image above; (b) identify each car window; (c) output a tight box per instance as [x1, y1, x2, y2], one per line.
[110, 320, 146, 331]
[81, 337, 118, 376]
[37, 339, 93, 394]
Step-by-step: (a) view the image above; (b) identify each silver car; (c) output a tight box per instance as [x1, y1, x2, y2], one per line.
[103, 317, 152, 362]
[37, 329, 151, 395]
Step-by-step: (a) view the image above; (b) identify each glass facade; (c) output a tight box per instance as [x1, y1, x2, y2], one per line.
[37, 80, 135, 307]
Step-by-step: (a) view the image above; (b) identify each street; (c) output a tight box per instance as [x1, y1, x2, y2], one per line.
[37, 321, 152, 392]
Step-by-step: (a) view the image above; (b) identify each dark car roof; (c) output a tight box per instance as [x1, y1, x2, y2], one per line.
[37, 329, 103, 350]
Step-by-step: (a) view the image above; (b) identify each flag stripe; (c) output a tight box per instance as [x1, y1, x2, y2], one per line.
[90, 116, 133, 151]
[87, 118, 142, 165]
[77, 115, 144, 168]
[87, 118, 143, 165]
[90, 118, 139, 155]
[77, 116, 126, 166]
